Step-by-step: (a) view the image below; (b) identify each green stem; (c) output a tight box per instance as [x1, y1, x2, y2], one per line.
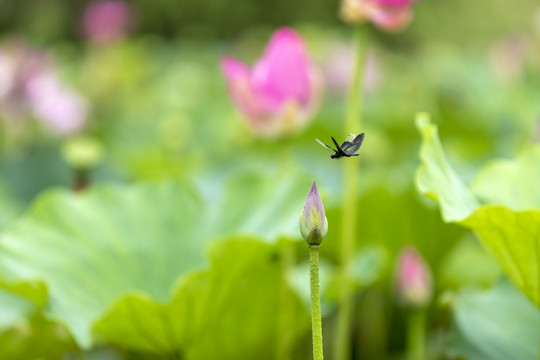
[407, 309, 425, 360]
[309, 245, 324, 360]
[334, 25, 367, 360]
[346, 26, 367, 132]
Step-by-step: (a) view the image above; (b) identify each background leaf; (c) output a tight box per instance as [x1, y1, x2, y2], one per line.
[471, 147, 540, 210]
[416, 116, 540, 306]
[449, 281, 540, 360]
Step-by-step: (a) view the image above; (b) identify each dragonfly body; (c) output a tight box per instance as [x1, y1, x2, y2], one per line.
[316, 133, 365, 159]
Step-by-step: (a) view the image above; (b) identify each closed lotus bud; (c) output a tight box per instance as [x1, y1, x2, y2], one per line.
[340, 0, 417, 32]
[220, 27, 322, 138]
[394, 246, 432, 308]
[300, 182, 328, 246]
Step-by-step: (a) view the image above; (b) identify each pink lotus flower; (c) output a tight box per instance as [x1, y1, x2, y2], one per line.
[82, 0, 133, 45]
[394, 246, 432, 308]
[221, 28, 322, 137]
[341, 0, 418, 32]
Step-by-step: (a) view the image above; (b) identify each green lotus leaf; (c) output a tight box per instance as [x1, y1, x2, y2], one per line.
[471, 146, 540, 210]
[415, 115, 540, 306]
[0, 183, 22, 229]
[0, 289, 34, 331]
[415, 114, 479, 223]
[439, 236, 501, 290]
[0, 315, 77, 359]
[0, 288, 77, 358]
[0, 171, 312, 352]
[449, 281, 540, 360]
[94, 238, 310, 358]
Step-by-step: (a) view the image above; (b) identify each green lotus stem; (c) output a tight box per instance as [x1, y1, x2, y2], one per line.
[407, 309, 425, 360]
[309, 245, 324, 360]
[334, 25, 367, 360]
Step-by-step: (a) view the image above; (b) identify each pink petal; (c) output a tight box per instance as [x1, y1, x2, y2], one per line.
[251, 27, 313, 112]
[220, 56, 268, 125]
[220, 56, 250, 80]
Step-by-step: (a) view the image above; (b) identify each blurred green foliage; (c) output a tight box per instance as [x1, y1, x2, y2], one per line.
[0, 0, 539, 358]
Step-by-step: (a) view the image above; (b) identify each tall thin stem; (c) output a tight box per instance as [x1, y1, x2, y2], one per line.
[310, 245, 324, 360]
[334, 25, 367, 360]
[407, 309, 425, 360]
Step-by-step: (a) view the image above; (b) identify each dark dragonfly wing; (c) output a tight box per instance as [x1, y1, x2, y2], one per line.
[340, 141, 353, 152]
[342, 133, 365, 155]
[316, 138, 337, 151]
[331, 137, 343, 152]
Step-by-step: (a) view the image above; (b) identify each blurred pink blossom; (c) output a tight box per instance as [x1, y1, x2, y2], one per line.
[82, 0, 133, 45]
[489, 36, 529, 84]
[0, 41, 88, 136]
[341, 0, 418, 32]
[394, 246, 432, 308]
[221, 28, 322, 137]
[26, 73, 87, 135]
[322, 44, 381, 96]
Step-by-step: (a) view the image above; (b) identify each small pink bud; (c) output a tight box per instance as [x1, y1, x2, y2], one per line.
[81, 0, 133, 45]
[299, 182, 328, 246]
[220, 28, 322, 138]
[394, 246, 432, 308]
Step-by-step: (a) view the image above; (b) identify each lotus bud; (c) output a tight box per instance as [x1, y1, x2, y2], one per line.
[300, 182, 328, 246]
[394, 246, 432, 308]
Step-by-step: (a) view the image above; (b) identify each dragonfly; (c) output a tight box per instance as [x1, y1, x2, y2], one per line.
[316, 133, 365, 159]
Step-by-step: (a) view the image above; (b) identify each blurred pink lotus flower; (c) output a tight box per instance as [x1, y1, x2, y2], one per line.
[26, 73, 88, 135]
[0, 41, 88, 136]
[82, 0, 133, 45]
[489, 36, 529, 84]
[394, 246, 432, 308]
[322, 44, 381, 96]
[0, 43, 48, 122]
[221, 28, 322, 137]
[341, 0, 418, 32]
